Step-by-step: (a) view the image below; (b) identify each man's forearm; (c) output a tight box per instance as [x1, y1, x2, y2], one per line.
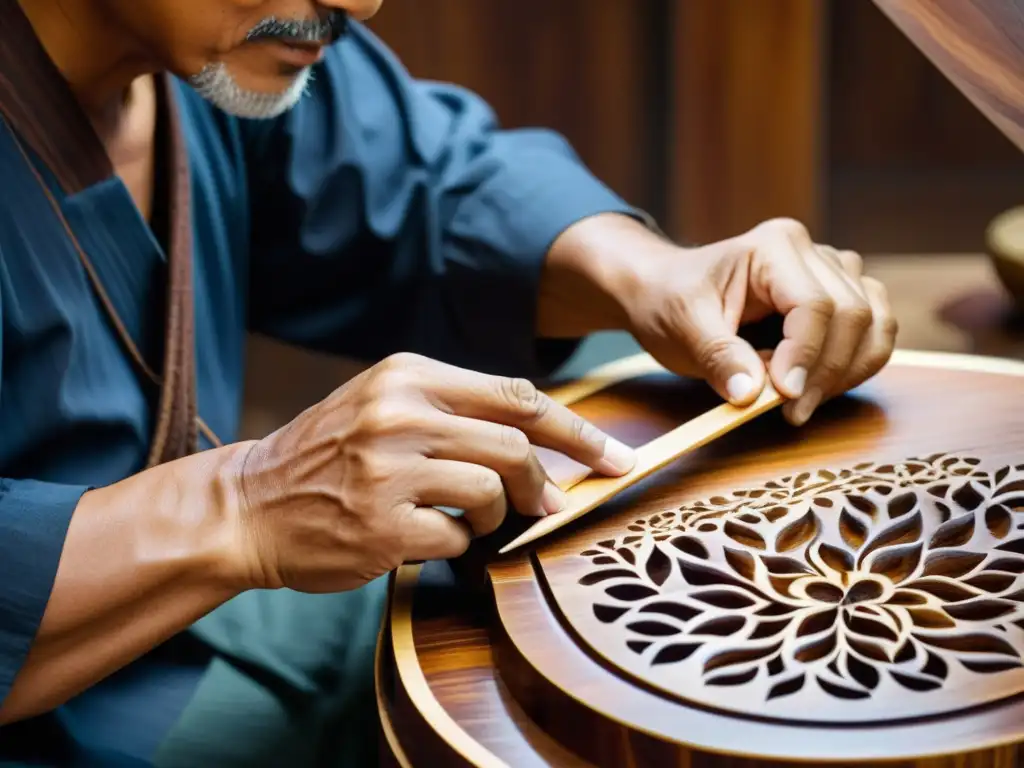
[536, 212, 657, 338]
[0, 442, 253, 724]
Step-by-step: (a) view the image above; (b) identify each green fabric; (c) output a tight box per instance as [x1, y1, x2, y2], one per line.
[153, 577, 388, 768]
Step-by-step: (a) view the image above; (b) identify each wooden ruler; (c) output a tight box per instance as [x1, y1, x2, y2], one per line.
[499, 381, 784, 554]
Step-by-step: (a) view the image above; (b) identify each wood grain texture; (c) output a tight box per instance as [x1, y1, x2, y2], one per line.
[379, 352, 1024, 766]
[667, 0, 826, 244]
[872, 0, 1024, 154]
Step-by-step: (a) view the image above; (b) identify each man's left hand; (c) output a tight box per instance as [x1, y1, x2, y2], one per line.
[544, 215, 898, 426]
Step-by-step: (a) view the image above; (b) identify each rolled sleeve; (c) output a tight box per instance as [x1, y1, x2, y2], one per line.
[0, 478, 87, 705]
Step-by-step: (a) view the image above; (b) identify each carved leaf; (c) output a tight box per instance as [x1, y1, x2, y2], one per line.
[775, 508, 819, 552]
[606, 584, 659, 601]
[951, 481, 985, 511]
[593, 604, 630, 623]
[839, 509, 868, 549]
[818, 543, 854, 575]
[639, 601, 702, 623]
[857, 511, 923, 569]
[817, 676, 870, 699]
[767, 673, 805, 700]
[626, 620, 679, 637]
[723, 547, 756, 580]
[915, 633, 1019, 657]
[929, 514, 976, 550]
[724, 519, 766, 550]
[579, 568, 638, 586]
[986, 505, 1013, 539]
[868, 541, 922, 584]
[846, 495, 878, 519]
[943, 599, 1016, 622]
[922, 551, 985, 579]
[964, 572, 1016, 593]
[908, 608, 956, 629]
[890, 671, 942, 691]
[651, 643, 700, 665]
[760, 556, 813, 575]
[690, 589, 757, 610]
[690, 616, 746, 637]
[845, 653, 880, 690]
[670, 535, 709, 560]
[887, 491, 917, 519]
[645, 545, 672, 587]
[901, 577, 980, 603]
[706, 667, 759, 687]
[704, 640, 784, 673]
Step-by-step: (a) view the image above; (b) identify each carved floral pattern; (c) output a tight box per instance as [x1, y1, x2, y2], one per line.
[574, 454, 1024, 717]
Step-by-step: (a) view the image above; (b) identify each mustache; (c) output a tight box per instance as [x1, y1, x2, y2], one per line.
[245, 12, 349, 45]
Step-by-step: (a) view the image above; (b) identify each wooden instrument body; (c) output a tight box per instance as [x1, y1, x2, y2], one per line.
[377, 2, 1024, 764]
[377, 351, 1024, 767]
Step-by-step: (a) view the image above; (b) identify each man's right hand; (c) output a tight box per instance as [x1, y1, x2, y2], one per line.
[231, 352, 637, 593]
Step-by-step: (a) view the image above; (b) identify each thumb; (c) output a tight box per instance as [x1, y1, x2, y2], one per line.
[686, 293, 767, 406]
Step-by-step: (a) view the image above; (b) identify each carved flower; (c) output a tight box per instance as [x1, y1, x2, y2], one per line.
[577, 454, 1024, 705]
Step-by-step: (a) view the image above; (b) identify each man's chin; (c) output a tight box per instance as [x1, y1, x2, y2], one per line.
[187, 62, 312, 120]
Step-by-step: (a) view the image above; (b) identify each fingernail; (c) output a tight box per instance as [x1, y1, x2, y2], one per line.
[541, 482, 566, 516]
[784, 367, 807, 397]
[726, 372, 755, 402]
[597, 437, 636, 475]
[793, 387, 823, 426]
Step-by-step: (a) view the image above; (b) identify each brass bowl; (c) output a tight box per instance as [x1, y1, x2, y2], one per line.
[987, 206, 1024, 308]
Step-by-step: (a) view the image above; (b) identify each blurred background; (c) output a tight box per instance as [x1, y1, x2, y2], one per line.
[240, 0, 1024, 440]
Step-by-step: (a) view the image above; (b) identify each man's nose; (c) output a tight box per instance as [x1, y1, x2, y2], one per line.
[318, 0, 383, 22]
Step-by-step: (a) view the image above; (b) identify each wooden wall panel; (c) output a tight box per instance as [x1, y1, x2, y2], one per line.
[365, 0, 667, 220]
[667, 0, 826, 245]
[826, 0, 1024, 253]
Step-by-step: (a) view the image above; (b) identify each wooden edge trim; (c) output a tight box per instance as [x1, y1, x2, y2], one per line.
[389, 564, 509, 768]
[546, 348, 1024, 406]
[384, 348, 1024, 765]
[544, 353, 665, 405]
[375, 573, 414, 768]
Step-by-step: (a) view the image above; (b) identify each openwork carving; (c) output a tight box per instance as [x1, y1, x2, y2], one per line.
[567, 454, 1024, 723]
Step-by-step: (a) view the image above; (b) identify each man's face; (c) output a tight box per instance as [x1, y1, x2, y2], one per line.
[113, 1, 383, 119]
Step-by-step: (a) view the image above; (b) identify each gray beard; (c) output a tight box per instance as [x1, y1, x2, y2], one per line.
[187, 62, 312, 120]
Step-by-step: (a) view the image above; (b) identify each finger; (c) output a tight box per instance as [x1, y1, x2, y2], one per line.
[410, 459, 515, 536]
[753, 225, 835, 400]
[835, 276, 898, 393]
[782, 253, 874, 426]
[818, 244, 864, 282]
[426, 416, 565, 517]
[433, 371, 637, 477]
[678, 287, 769, 406]
[399, 506, 473, 562]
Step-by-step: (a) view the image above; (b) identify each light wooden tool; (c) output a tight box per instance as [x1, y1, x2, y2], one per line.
[498, 381, 784, 554]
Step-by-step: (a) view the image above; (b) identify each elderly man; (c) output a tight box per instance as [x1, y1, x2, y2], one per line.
[0, 0, 896, 765]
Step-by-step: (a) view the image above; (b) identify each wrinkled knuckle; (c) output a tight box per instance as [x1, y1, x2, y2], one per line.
[840, 249, 863, 268]
[359, 400, 410, 435]
[499, 376, 543, 416]
[475, 469, 505, 503]
[694, 336, 736, 373]
[807, 293, 836, 321]
[499, 425, 532, 465]
[373, 353, 424, 392]
[882, 314, 900, 340]
[817, 358, 849, 383]
[762, 216, 808, 238]
[838, 299, 874, 332]
[360, 452, 396, 486]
